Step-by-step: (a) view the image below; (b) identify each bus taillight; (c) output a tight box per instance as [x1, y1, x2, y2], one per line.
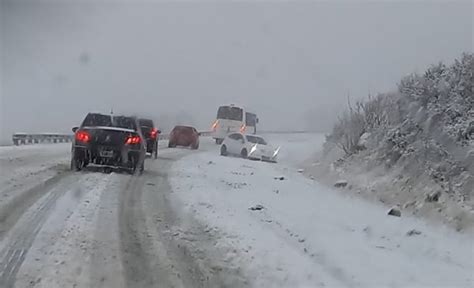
[212, 120, 219, 131]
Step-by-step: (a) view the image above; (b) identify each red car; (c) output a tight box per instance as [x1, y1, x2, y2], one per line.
[168, 126, 200, 149]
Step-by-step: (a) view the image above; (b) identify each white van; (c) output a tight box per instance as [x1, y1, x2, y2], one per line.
[211, 105, 258, 144]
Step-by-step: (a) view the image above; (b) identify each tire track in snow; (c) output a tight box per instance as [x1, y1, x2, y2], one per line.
[89, 172, 128, 288]
[0, 166, 69, 239]
[0, 173, 76, 288]
[142, 152, 250, 288]
[10, 172, 114, 288]
[118, 146, 245, 288]
[118, 173, 159, 287]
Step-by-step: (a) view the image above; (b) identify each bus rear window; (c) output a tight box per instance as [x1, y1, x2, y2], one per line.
[245, 112, 257, 126]
[217, 106, 243, 121]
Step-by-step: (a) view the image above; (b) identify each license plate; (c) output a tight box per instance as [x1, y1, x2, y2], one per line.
[99, 150, 114, 157]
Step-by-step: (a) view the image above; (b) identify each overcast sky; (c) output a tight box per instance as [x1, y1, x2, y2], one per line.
[0, 0, 472, 144]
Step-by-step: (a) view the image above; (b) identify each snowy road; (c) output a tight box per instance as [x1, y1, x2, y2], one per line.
[0, 135, 472, 288]
[0, 141, 246, 288]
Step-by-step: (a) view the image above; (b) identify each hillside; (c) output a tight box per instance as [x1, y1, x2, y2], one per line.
[309, 53, 474, 231]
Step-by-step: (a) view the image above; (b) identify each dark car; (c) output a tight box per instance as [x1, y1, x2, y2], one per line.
[71, 113, 146, 173]
[138, 118, 161, 159]
[168, 126, 200, 149]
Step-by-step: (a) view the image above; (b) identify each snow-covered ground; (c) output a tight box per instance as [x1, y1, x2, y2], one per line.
[1, 141, 249, 288]
[170, 135, 474, 288]
[0, 135, 472, 287]
[264, 133, 325, 167]
[0, 143, 70, 218]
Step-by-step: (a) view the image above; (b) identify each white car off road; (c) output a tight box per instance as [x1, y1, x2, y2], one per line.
[220, 133, 279, 162]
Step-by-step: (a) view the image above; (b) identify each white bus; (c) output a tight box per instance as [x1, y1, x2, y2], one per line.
[212, 105, 258, 144]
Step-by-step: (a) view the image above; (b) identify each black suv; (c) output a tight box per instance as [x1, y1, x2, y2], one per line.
[138, 118, 160, 159]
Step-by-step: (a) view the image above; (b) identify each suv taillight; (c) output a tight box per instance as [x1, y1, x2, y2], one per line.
[125, 135, 141, 145]
[75, 130, 90, 143]
[150, 128, 158, 139]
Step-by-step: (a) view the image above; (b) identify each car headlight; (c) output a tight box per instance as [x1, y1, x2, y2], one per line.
[272, 146, 280, 158]
[250, 144, 258, 154]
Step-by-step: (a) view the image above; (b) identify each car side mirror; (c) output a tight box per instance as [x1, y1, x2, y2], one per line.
[158, 129, 162, 134]
[72, 127, 78, 133]
[198, 132, 202, 136]
[256, 118, 259, 123]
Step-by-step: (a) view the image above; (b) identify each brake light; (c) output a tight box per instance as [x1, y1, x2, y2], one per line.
[75, 130, 90, 143]
[212, 120, 219, 131]
[150, 128, 158, 139]
[125, 135, 141, 145]
[240, 124, 246, 133]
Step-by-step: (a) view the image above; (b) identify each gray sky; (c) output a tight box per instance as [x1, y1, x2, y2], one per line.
[1, 0, 473, 144]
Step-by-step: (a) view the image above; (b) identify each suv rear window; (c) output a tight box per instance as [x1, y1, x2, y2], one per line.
[139, 119, 154, 128]
[113, 116, 137, 130]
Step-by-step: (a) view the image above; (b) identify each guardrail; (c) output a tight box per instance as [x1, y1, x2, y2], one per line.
[12, 133, 74, 145]
[12, 131, 214, 146]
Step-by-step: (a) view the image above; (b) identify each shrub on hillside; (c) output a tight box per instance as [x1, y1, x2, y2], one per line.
[327, 53, 473, 156]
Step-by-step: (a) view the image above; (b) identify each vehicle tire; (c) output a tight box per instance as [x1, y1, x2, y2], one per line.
[70, 157, 82, 171]
[220, 145, 228, 156]
[191, 143, 199, 150]
[128, 154, 138, 174]
[70, 150, 84, 171]
[241, 149, 248, 159]
[216, 138, 223, 145]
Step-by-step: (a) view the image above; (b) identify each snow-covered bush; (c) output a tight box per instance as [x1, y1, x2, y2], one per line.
[328, 53, 473, 157]
[327, 100, 366, 155]
[321, 54, 473, 227]
[327, 94, 393, 155]
[397, 53, 473, 144]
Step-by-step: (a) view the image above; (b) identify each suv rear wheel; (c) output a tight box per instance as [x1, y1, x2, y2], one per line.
[71, 157, 82, 171]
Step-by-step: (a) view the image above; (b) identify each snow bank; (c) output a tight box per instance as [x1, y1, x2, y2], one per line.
[169, 148, 473, 287]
